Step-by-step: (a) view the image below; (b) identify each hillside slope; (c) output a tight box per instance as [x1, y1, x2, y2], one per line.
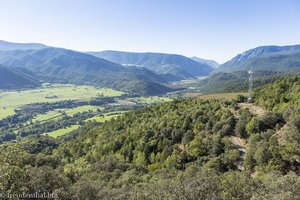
[0, 48, 173, 95]
[219, 45, 300, 72]
[0, 65, 40, 89]
[1, 76, 300, 199]
[88, 50, 214, 80]
[190, 56, 219, 68]
[197, 71, 287, 93]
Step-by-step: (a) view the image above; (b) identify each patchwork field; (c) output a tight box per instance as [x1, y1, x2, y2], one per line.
[84, 111, 125, 123]
[33, 105, 104, 123]
[197, 92, 248, 100]
[129, 96, 172, 104]
[43, 125, 80, 138]
[0, 84, 123, 119]
[43, 112, 125, 138]
[0, 84, 176, 139]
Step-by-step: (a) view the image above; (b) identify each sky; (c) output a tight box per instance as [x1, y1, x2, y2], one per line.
[0, 0, 300, 63]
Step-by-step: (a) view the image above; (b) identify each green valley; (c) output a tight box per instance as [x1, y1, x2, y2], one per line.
[0, 84, 123, 119]
[0, 75, 299, 199]
[1, 1, 300, 199]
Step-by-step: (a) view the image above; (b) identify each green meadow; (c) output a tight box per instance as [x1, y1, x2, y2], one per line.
[129, 96, 172, 104]
[42, 125, 80, 138]
[33, 105, 104, 123]
[44, 112, 124, 138]
[197, 92, 248, 101]
[84, 111, 126, 123]
[0, 84, 123, 120]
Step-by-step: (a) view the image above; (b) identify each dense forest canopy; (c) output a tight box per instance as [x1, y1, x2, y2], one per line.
[0, 76, 299, 199]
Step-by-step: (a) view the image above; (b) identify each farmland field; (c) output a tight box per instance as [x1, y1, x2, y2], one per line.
[42, 125, 80, 138]
[129, 96, 172, 104]
[0, 84, 175, 140]
[0, 84, 123, 119]
[197, 92, 248, 100]
[33, 105, 104, 123]
[84, 111, 125, 123]
[44, 112, 125, 138]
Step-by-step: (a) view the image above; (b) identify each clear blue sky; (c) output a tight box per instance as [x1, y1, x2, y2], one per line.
[0, 0, 300, 63]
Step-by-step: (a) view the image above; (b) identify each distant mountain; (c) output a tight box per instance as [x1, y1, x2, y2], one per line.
[0, 48, 173, 95]
[219, 45, 300, 72]
[190, 56, 219, 68]
[0, 65, 40, 89]
[88, 51, 214, 81]
[0, 40, 48, 51]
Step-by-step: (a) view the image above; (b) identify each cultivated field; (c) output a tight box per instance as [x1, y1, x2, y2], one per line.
[32, 105, 104, 123]
[197, 92, 248, 100]
[84, 111, 125, 123]
[0, 84, 123, 119]
[0, 84, 175, 139]
[129, 96, 172, 104]
[43, 112, 125, 138]
[43, 125, 80, 138]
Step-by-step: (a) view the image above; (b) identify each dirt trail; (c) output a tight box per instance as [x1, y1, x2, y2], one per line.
[230, 136, 248, 153]
[238, 103, 266, 117]
[228, 103, 266, 170]
[230, 136, 248, 171]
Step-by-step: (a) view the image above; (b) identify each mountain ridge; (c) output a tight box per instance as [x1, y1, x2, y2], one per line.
[190, 56, 219, 68]
[0, 48, 173, 95]
[88, 50, 214, 80]
[218, 44, 300, 72]
[0, 40, 48, 51]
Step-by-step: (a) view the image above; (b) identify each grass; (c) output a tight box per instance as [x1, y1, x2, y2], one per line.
[84, 115, 117, 123]
[84, 111, 126, 123]
[197, 93, 248, 101]
[33, 105, 104, 123]
[129, 96, 172, 104]
[0, 84, 123, 119]
[43, 111, 125, 138]
[43, 125, 80, 138]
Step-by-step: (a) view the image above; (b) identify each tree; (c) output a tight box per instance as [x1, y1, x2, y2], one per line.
[27, 166, 71, 198]
[221, 171, 259, 200]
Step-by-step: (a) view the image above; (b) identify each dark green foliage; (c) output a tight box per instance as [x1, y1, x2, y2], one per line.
[0, 65, 40, 89]
[0, 76, 299, 199]
[27, 166, 71, 199]
[235, 108, 253, 138]
[236, 94, 247, 103]
[221, 171, 259, 200]
[255, 76, 300, 111]
[198, 71, 286, 93]
[56, 99, 237, 173]
[243, 76, 300, 172]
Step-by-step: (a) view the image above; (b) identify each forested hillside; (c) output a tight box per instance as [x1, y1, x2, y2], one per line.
[218, 45, 300, 72]
[0, 76, 299, 199]
[0, 65, 40, 89]
[255, 76, 300, 111]
[0, 48, 173, 96]
[197, 71, 287, 93]
[88, 51, 213, 80]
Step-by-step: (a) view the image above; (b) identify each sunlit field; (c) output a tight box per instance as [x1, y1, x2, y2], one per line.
[0, 84, 123, 119]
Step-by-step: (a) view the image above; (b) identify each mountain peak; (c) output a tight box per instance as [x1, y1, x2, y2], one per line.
[190, 56, 219, 68]
[218, 44, 300, 72]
